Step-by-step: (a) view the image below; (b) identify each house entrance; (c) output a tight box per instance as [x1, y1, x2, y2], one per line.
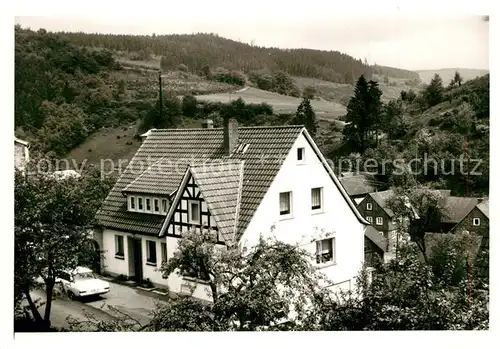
[127, 237, 143, 282]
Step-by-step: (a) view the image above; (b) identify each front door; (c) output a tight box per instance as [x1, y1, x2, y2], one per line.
[132, 238, 143, 282]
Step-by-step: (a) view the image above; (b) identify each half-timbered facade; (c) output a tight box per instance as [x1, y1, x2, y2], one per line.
[96, 118, 374, 301]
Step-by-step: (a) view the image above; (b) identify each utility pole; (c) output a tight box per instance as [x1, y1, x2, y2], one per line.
[158, 70, 163, 120]
[463, 136, 471, 197]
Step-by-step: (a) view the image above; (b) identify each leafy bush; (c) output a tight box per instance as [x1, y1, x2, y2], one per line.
[211, 67, 246, 86]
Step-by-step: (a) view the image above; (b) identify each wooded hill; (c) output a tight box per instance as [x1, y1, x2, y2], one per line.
[48, 30, 418, 84]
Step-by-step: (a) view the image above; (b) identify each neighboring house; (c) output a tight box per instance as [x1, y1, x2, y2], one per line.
[339, 172, 387, 205]
[356, 190, 398, 251]
[450, 198, 489, 256]
[95, 118, 372, 301]
[441, 196, 480, 233]
[14, 137, 30, 171]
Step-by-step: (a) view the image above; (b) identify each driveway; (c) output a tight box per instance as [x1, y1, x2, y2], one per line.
[24, 280, 167, 330]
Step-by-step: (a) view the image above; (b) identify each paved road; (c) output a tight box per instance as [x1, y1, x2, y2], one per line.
[26, 280, 166, 330]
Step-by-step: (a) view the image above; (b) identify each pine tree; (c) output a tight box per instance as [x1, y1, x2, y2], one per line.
[453, 71, 463, 87]
[294, 97, 317, 138]
[342, 75, 383, 153]
[423, 74, 444, 107]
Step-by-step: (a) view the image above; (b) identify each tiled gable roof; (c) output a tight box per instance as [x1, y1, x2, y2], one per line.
[369, 190, 395, 217]
[442, 196, 479, 223]
[340, 175, 378, 197]
[189, 159, 244, 243]
[96, 126, 303, 236]
[96, 128, 226, 235]
[476, 199, 489, 219]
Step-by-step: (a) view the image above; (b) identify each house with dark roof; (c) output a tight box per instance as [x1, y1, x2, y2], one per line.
[356, 190, 399, 252]
[450, 198, 489, 252]
[441, 196, 480, 232]
[94, 117, 373, 300]
[339, 172, 387, 205]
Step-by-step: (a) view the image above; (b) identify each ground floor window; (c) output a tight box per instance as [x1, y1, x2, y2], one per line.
[316, 238, 335, 264]
[115, 235, 124, 258]
[146, 240, 157, 265]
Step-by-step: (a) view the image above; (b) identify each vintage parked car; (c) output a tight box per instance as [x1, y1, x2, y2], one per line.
[57, 267, 110, 299]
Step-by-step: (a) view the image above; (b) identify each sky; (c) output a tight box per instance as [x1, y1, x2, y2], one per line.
[14, 7, 489, 71]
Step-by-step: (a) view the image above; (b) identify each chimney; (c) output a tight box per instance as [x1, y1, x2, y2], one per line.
[223, 116, 238, 156]
[202, 119, 214, 129]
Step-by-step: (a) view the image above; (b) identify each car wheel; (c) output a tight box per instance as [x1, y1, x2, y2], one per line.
[67, 289, 76, 300]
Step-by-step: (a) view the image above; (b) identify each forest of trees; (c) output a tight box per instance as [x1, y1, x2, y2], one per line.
[15, 27, 157, 156]
[51, 31, 379, 84]
[372, 64, 421, 80]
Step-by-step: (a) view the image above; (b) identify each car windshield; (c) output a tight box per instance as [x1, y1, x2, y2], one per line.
[73, 271, 95, 281]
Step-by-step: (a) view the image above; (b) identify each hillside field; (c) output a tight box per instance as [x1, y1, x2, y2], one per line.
[195, 87, 347, 121]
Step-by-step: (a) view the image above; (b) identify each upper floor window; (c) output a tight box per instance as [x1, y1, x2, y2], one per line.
[316, 238, 335, 264]
[188, 200, 200, 224]
[366, 203, 372, 211]
[473, 218, 481, 226]
[297, 147, 305, 163]
[311, 187, 323, 211]
[128, 195, 169, 215]
[279, 191, 292, 216]
[366, 216, 373, 224]
[376, 217, 383, 225]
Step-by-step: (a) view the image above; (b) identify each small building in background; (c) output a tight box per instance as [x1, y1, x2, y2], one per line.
[14, 137, 30, 171]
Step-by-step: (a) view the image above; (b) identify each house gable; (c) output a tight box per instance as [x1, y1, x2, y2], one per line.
[161, 159, 244, 244]
[451, 206, 489, 237]
[241, 130, 366, 243]
[357, 195, 392, 232]
[163, 170, 223, 243]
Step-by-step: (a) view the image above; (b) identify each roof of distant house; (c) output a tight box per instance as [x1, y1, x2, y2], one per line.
[368, 190, 396, 217]
[442, 196, 480, 223]
[476, 198, 489, 219]
[339, 173, 380, 197]
[14, 137, 29, 146]
[364, 225, 386, 252]
[97, 126, 367, 239]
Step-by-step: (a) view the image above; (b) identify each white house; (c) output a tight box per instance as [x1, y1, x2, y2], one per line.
[14, 137, 30, 171]
[95, 118, 374, 301]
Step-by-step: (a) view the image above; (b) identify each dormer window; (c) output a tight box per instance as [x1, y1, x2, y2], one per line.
[128, 195, 169, 215]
